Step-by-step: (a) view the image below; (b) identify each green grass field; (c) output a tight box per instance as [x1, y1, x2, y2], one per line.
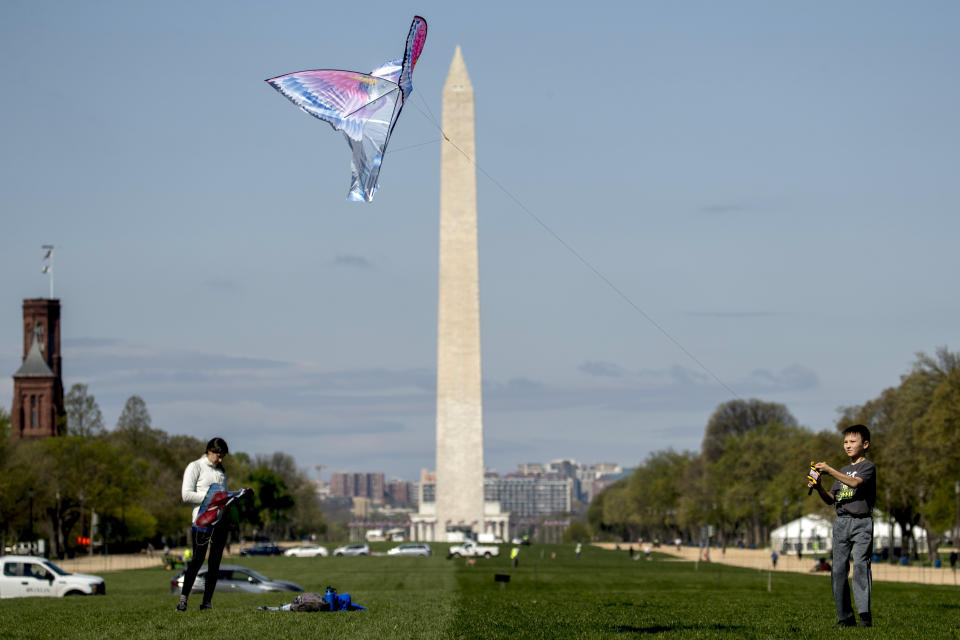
[1, 544, 957, 639]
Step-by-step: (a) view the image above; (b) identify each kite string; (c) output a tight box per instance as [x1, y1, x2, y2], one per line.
[411, 94, 741, 400]
[384, 138, 442, 155]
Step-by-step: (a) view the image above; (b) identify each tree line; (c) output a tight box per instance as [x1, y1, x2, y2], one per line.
[0, 386, 326, 558]
[584, 348, 960, 560]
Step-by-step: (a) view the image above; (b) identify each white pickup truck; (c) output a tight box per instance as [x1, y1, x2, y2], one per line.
[0, 555, 105, 598]
[447, 540, 500, 559]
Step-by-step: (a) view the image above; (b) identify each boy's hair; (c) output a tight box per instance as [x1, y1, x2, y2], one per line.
[206, 437, 229, 455]
[842, 424, 870, 443]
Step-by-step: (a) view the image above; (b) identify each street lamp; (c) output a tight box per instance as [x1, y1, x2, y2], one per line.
[954, 480, 959, 546]
[28, 488, 34, 546]
[759, 497, 766, 548]
[55, 489, 62, 559]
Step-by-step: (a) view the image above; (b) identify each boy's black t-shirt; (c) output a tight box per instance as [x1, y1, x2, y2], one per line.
[831, 459, 876, 517]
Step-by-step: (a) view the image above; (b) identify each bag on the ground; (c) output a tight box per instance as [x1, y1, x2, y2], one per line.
[258, 586, 366, 612]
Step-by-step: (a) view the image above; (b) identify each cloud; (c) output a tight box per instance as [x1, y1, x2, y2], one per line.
[62, 337, 122, 348]
[741, 364, 818, 392]
[685, 311, 784, 318]
[202, 278, 240, 292]
[578, 360, 625, 377]
[700, 204, 749, 214]
[333, 254, 373, 269]
[2, 337, 822, 478]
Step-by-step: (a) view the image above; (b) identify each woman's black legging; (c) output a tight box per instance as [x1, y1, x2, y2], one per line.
[179, 523, 228, 604]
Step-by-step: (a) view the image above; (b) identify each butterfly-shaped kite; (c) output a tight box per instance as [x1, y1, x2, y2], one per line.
[266, 16, 428, 202]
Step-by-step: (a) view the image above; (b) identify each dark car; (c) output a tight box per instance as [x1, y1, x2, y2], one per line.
[169, 564, 303, 594]
[240, 542, 284, 556]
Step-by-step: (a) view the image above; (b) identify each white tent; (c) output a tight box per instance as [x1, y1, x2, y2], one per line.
[770, 514, 833, 553]
[872, 517, 928, 553]
[770, 513, 929, 554]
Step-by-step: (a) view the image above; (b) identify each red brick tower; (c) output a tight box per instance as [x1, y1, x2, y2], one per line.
[11, 298, 64, 438]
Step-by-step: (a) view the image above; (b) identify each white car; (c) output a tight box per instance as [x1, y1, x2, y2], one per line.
[332, 544, 370, 557]
[448, 540, 499, 558]
[283, 545, 329, 558]
[0, 555, 105, 598]
[387, 543, 432, 557]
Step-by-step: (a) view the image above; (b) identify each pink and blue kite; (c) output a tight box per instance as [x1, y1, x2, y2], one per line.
[266, 16, 428, 202]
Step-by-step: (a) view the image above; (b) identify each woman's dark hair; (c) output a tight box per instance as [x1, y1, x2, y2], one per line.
[206, 437, 229, 455]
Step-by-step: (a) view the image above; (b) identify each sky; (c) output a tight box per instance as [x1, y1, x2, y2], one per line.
[2, 1, 958, 482]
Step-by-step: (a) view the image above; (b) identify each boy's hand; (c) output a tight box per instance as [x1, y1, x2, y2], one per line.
[814, 462, 834, 474]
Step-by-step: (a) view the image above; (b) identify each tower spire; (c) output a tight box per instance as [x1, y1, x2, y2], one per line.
[434, 47, 484, 538]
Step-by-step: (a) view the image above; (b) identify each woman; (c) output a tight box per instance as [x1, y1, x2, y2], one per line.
[176, 437, 230, 611]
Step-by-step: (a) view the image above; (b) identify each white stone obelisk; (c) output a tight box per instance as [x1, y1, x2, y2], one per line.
[434, 46, 484, 538]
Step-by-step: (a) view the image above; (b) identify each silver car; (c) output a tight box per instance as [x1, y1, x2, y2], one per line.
[387, 543, 431, 557]
[283, 545, 329, 558]
[169, 564, 303, 594]
[332, 544, 370, 556]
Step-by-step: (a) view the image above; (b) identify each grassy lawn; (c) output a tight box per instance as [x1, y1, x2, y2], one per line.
[1, 544, 957, 639]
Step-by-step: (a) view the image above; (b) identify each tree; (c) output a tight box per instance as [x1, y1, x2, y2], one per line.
[839, 347, 960, 560]
[64, 383, 104, 436]
[114, 395, 152, 451]
[248, 466, 295, 539]
[562, 520, 591, 543]
[116, 395, 151, 432]
[702, 399, 797, 463]
[627, 449, 696, 541]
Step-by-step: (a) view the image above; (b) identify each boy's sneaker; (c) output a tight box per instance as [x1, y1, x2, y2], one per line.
[176, 596, 188, 612]
[199, 602, 213, 610]
[857, 612, 872, 627]
[834, 617, 855, 627]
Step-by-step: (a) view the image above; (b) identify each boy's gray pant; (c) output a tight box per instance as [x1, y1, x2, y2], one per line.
[832, 516, 873, 621]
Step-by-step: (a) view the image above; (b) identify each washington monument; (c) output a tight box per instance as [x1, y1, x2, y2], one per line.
[434, 46, 485, 536]
[410, 47, 508, 542]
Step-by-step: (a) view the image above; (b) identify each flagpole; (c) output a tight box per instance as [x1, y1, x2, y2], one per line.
[42, 244, 54, 299]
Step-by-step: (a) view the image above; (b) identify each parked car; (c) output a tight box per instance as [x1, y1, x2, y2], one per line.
[387, 543, 431, 557]
[169, 564, 303, 595]
[448, 540, 499, 558]
[332, 544, 370, 557]
[0, 555, 105, 598]
[283, 545, 329, 558]
[239, 541, 284, 556]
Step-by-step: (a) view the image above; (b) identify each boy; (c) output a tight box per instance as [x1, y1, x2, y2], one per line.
[808, 424, 876, 628]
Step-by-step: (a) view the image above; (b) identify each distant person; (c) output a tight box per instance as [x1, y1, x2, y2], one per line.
[950, 551, 958, 570]
[675, 537, 682, 552]
[510, 546, 520, 568]
[808, 424, 876, 628]
[575, 542, 582, 559]
[811, 557, 832, 572]
[176, 437, 231, 612]
[771, 550, 778, 568]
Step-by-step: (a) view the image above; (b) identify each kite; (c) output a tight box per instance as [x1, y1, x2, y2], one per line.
[266, 16, 428, 202]
[192, 483, 251, 544]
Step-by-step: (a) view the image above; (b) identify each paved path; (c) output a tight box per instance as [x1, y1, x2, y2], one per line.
[592, 543, 960, 586]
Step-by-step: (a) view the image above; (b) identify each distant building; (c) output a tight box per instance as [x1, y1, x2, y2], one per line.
[352, 497, 371, 519]
[386, 478, 417, 507]
[11, 298, 64, 438]
[517, 462, 546, 475]
[484, 475, 574, 517]
[577, 463, 630, 503]
[329, 472, 385, 502]
[417, 468, 435, 505]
